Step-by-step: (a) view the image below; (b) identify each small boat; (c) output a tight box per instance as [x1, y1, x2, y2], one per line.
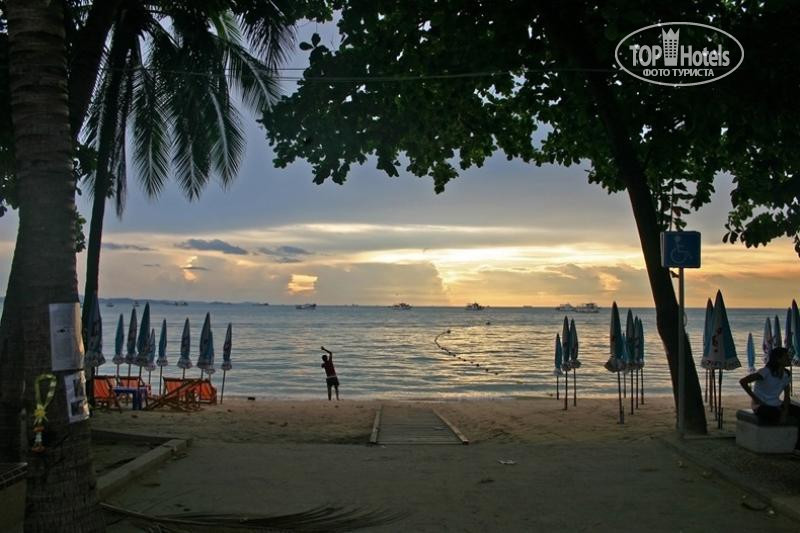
[465, 302, 485, 311]
[392, 303, 412, 310]
[575, 302, 600, 313]
[133, 300, 140, 308]
[105, 302, 115, 308]
[296, 303, 317, 310]
[555, 303, 576, 311]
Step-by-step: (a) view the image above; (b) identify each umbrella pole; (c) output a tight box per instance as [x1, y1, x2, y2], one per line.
[556, 375, 559, 400]
[147, 370, 152, 388]
[635, 368, 639, 409]
[623, 371, 626, 398]
[563, 370, 568, 411]
[158, 367, 163, 396]
[718, 370, 724, 429]
[200, 369, 204, 381]
[640, 369, 645, 405]
[630, 370, 634, 415]
[221, 370, 227, 404]
[708, 369, 714, 412]
[115, 364, 120, 381]
[617, 372, 624, 424]
[704, 369, 708, 403]
[182, 368, 186, 380]
[573, 368, 577, 407]
[127, 363, 131, 380]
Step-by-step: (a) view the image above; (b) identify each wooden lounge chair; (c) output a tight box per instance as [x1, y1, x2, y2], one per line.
[146, 378, 202, 411]
[93, 375, 122, 412]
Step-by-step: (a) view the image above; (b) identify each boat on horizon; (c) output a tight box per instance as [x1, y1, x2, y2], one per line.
[392, 302, 412, 310]
[555, 302, 599, 313]
[105, 302, 114, 308]
[296, 303, 317, 310]
[465, 302, 485, 311]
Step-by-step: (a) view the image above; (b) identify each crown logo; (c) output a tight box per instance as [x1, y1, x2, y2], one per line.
[662, 28, 680, 66]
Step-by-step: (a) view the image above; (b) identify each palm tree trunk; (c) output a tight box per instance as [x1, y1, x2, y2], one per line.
[539, 5, 707, 433]
[4, 1, 104, 529]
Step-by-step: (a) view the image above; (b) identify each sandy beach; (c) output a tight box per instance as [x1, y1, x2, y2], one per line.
[91, 394, 800, 532]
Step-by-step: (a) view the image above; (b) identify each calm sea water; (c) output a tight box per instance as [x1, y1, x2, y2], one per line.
[93, 302, 788, 401]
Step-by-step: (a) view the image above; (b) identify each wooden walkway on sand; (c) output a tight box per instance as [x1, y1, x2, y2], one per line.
[370, 404, 468, 445]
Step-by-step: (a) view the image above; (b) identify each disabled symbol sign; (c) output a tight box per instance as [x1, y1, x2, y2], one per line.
[660, 231, 701, 268]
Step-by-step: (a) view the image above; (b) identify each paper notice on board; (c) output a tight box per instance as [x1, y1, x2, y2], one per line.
[64, 370, 89, 423]
[49, 303, 84, 371]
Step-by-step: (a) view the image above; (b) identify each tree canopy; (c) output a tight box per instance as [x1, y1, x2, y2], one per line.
[264, 0, 799, 252]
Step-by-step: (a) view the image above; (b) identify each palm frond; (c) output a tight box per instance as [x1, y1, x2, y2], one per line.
[206, 75, 244, 186]
[232, 1, 296, 71]
[216, 35, 280, 110]
[101, 502, 408, 532]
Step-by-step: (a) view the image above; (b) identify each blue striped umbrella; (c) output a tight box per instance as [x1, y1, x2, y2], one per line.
[746, 332, 756, 374]
[112, 314, 125, 377]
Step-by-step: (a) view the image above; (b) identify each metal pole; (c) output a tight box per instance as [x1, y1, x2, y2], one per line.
[678, 267, 685, 436]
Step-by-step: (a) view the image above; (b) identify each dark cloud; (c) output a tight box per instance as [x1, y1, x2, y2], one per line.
[258, 245, 313, 264]
[103, 242, 153, 251]
[182, 265, 210, 271]
[175, 239, 247, 255]
[258, 245, 312, 256]
[142, 264, 161, 268]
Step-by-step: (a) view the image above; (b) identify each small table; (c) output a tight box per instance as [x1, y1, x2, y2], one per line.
[113, 386, 149, 410]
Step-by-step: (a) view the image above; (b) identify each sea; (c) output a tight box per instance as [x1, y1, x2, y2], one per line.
[93, 302, 790, 401]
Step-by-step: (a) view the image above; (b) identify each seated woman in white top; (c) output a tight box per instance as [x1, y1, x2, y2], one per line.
[740, 347, 800, 450]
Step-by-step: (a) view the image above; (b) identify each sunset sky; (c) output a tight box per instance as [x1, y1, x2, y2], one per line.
[0, 21, 796, 308]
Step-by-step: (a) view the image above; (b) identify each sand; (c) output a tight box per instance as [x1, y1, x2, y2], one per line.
[93, 394, 800, 532]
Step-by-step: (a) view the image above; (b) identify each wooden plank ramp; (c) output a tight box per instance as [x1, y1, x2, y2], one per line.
[371, 404, 468, 445]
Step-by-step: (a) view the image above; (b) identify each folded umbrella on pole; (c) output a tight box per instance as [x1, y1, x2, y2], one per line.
[792, 300, 800, 366]
[221, 323, 232, 404]
[702, 291, 741, 428]
[746, 332, 756, 374]
[84, 293, 105, 368]
[561, 316, 571, 410]
[197, 313, 216, 378]
[177, 318, 192, 379]
[156, 319, 168, 395]
[113, 313, 125, 378]
[635, 316, 645, 405]
[146, 328, 156, 387]
[553, 333, 563, 400]
[702, 298, 714, 407]
[125, 307, 138, 378]
[605, 302, 626, 424]
[569, 318, 580, 407]
[134, 303, 152, 377]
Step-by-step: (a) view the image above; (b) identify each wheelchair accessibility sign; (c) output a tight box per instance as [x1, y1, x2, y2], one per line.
[660, 231, 701, 268]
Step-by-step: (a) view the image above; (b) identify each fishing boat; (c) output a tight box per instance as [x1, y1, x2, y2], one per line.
[392, 302, 412, 310]
[465, 302, 485, 311]
[295, 303, 317, 310]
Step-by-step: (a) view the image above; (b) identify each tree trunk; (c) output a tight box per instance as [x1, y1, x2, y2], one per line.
[5, 1, 104, 530]
[540, 5, 706, 433]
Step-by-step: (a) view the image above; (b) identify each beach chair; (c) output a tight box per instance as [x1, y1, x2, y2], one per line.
[92, 375, 122, 412]
[196, 379, 218, 405]
[146, 378, 203, 411]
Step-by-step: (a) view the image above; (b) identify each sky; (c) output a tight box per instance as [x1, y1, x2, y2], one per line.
[0, 19, 797, 308]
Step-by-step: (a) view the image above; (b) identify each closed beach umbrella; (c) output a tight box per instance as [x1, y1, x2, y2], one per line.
[112, 313, 125, 377]
[221, 323, 232, 403]
[135, 303, 151, 369]
[125, 307, 138, 377]
[197, 312, 214, 377]
[605, 302, 625, 424]
[84, 294, 105, 368]
[762, 318, 773, 365]
[569, 318, 580, 406]
[702, 298, 715, 406]
[204, 330, 216, 376]
[561, 316, 572, 372]
[156, 319, 168, 395]
[746, 333, 756, 374]
[773, 315, 782, 349]
[703, 290, 741, 427]
[146, 329, 156, 371]
[553, 333, 564, 376]
[792, 300, 800, 365]
[177, 318, 192, 378]
[635, 316, 645, 405]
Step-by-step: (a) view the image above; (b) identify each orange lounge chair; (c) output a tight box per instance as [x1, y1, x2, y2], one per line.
[93, 375, 122, 412]
[146, 378, 204, 411]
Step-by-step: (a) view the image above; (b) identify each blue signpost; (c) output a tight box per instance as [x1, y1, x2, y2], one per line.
[661, 231, 701, 435]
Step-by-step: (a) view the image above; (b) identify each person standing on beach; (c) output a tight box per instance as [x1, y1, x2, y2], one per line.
[321, 346, 340, 401]
[740, 346, 800, 450]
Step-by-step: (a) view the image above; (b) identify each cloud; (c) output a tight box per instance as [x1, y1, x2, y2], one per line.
[258, 245, 313, 263]
[102, 242, 153, 251]
[175, 239, 248, 255]
[182, 265, 210, 271]
[142, 263, 161, 268]
[288, 274, 317, 294]
[274, 257, 303, 264]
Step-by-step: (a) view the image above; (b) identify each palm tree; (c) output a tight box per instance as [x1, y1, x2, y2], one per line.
[79, 1, 293, 358]
[3, 0, 104, 529]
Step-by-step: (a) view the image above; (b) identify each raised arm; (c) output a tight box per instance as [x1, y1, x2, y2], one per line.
[739, 373, 762, 405]
[321, 346, 333, 361]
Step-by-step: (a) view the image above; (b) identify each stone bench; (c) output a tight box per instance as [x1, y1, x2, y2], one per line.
[736, 409, 798, 454]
